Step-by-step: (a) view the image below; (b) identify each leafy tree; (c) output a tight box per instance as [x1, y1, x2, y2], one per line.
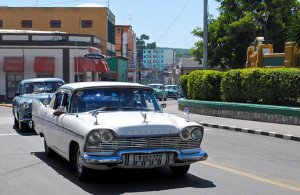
[136, 34, 156, 58]
[191, 0, 299, 69]
[287, 12, 300, 47]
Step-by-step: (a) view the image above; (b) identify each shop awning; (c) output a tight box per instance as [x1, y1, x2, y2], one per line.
[95, 59, 110, 73]
[34, 57, 55, 73]
[3, 57, 24, 72]
[74, 57, 95, 72]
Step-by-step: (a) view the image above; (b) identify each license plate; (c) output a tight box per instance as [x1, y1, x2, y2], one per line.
[134, 154, 162, 163]
[122, 153, 169, 168]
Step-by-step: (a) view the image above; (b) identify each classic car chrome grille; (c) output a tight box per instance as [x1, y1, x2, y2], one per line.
[85, 136, 200, 152]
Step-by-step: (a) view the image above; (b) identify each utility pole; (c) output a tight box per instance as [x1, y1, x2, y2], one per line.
[203, 0, 208, 70]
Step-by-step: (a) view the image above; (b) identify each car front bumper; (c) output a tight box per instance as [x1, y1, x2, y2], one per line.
[81, 148, 208, 169]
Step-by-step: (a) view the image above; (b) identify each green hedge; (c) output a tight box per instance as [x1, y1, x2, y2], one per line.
[187, 70, 223, 101]
[180, 68, 300, 105]
[179, 74, 189, 98]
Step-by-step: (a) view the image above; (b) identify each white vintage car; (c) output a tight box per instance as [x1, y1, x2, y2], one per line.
[32, 82, 207, 180]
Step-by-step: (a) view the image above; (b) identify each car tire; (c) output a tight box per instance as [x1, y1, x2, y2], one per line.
[169, 165, 190, 176]
[44, 138, 55, 158]
[14, 116, 18, 128]
[174, 97, 178, 100]
[159, 98, 162, 101]
[72, 144, 90, 181]
[164, 97, 167, 101]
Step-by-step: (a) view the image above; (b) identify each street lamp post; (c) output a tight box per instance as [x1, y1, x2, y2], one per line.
[262, 12, 269, 43]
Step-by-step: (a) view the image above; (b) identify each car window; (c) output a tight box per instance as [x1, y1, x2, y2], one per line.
[23, 81, 63, 94]
[69, 88, 160, 113]
[53, 92, 64, 109]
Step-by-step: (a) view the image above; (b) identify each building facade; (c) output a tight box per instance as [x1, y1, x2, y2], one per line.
[115, 25, 137, 82]
[0, 30, 109, 102]
[0, 7, 115, 55]
[143, 48, 175, 71]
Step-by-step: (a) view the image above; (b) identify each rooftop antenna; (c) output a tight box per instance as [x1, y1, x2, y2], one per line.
[36, 0, 39, 7]
[107, 0, 109, 8]
[129, 15, 133, 25]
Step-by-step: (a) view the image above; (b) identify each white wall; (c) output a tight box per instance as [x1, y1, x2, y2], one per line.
[0, 48, 63, 97]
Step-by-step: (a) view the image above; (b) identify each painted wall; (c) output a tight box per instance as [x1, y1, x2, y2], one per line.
[0, 7, 115, 54]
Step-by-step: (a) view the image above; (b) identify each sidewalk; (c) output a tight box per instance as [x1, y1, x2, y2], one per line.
[165, 104, 300, 142]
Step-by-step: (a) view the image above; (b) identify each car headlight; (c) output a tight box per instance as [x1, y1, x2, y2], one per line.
[180, 126, 203, 141]
[87, 129, 115, 144]
[87, 130, 102, 144]
[180, 129, 190, 140]
[100, 129, 114, 143]
[23, 102, 30, 110]
[191, 128, 203, 141]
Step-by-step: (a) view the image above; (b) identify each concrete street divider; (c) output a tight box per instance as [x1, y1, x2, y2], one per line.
[179, 99, 300, 125]
[199, 122, 300, 142]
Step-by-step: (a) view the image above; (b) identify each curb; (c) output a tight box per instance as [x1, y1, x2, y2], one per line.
[0, 104, 12, 108]
[199, 122, 300, 142]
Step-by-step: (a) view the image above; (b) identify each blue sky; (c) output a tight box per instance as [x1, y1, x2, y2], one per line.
[0, 0, 220, 49]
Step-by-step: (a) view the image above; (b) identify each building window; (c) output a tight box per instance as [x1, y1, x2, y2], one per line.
[21, 20, 32, 28]
[50, 20, 61, 28]
[81, 20, 92, 28]
[117, 28, 121, 33]
[0, 20, 3, 28]
[37, 74, 54, 78]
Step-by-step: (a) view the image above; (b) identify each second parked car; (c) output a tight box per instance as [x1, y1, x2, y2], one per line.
[12, 78, 64, 132]
[148, 83, 168, 101]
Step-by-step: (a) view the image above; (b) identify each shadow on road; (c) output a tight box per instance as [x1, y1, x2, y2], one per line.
[33, 152, 216, 194]
[13, 124, 37, 136]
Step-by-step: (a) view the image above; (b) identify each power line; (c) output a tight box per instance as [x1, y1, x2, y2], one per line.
[155, 0, 191, 43]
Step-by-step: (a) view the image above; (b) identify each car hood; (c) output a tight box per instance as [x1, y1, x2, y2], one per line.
[22, 93, 53, 102]
[78, 111, 191, 137]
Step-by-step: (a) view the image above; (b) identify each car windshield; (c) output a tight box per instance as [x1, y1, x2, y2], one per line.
[149, 85, 162, 89]
[166, 86, 178, 90]
[23, 81, 63, 94]
[69, 87, 161, 113]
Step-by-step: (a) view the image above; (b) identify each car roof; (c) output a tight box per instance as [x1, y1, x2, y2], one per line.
[148, 83, 163, 86]
[61, 81, 153, 91]
[20, 78, 64, 84]
[165, 85, 178, 86]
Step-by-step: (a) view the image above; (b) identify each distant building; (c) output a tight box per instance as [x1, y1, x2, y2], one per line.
[0, 30, 109, 102]
[0, 6, 115, 55]
[115, 25, 137, 82]
[143, 48, 175, 71]
[175, 57, 202, 84]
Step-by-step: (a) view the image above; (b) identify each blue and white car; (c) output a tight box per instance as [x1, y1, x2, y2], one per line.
[12, 78, 64, 132]
[32, 82, 208, 181]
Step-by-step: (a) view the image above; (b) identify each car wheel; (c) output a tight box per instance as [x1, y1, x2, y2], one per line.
[17, 113, 28, 132]
[169, 165, 190, 176]
[73, 144, 90, 181]
[164, 97, 167, 101]
[44, 138, 55, 158]
[159, 98, 162, 101]
[174, 97, 178, 100]
[14, 116, 18, 128]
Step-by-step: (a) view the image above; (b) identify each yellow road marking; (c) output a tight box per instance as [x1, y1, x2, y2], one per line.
[201, 161, 300, 192]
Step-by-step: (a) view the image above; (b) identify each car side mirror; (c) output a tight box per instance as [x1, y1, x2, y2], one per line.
[15, 92, 20, 96]
[53, 106, 66, 117]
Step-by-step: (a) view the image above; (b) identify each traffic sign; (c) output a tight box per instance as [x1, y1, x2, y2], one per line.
[84, 53, 105, 59]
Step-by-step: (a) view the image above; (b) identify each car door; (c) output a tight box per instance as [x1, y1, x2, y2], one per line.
[54, 91, 72, 155]
[44, 91, 64, 154]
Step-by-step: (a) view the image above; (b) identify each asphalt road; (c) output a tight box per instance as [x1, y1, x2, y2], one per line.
[0, 102, 299, 195]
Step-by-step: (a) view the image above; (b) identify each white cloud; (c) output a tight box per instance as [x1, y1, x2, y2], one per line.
[77, 3, 106, 7]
